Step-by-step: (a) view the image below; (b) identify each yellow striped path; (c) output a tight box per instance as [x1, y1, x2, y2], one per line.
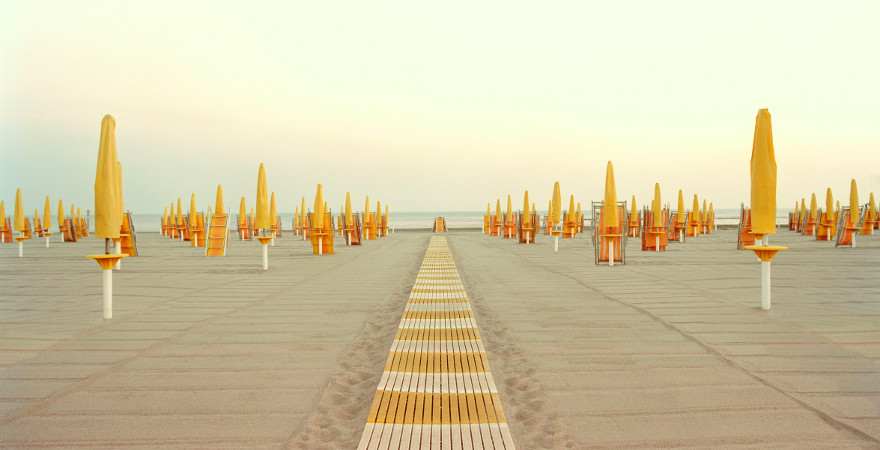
[357, 236, 515, 450]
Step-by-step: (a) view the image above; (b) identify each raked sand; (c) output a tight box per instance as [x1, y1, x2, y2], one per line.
[1, 229, 879, 449]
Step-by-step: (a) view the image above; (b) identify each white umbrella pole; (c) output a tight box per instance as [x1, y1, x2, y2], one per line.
[103, 268, 113, 319]
[261, 243, 268, 270]
[655, 235, 659, 253]
[554, 235, 558, 253]
[318, 238, 323, 256]
[45, 236, 50, 248]
[18, 240, 23, 257]
[115, 240, 122, 269]
[761, 260, 771, 310]
[609, 240, 615, 267]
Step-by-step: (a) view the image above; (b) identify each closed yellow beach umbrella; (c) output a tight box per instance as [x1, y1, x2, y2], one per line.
[375, 200, 381, 227]
[176, 198, 184, 226]
[239, 197, 247, 223]
[709, 203, 715, 225]
[485, 202, 490, 218]
[810, 193, 818, 220]
[602, 161, 618, 227]
[825, 188, 834, 222]
[94, 115, 120, 239]
[849, 179, 859, 223]
[749, 109, 777, 236]
[301, 197, 307, 226]
[345, 192, 353, 224]
[495, 199, 502, 224]
[551, 181, 562, 224]
[793, 201, 799, 219]
[294, 206, 299, 227]
[506, 195, 513, 222]
[567, 194, 576, 223]
[364, 196, 371, 224]
[270, 192, 278, 227]
[652, 183, 662, 225]
[692, 194, 700, 222]
[702, 199, 708, 223]
[162, 207, 168, 228]
[677, 190, 686, 223]
[384, 205, 389, 224]
[523, 191, 531, 226]
[630, 195, 638, 220]
[189, 193, 198, 228]
[255, 163, 270, 229]
[799, 199, 806, 222]
[57, 199, 64, 226]
[870, 193, 877, 217]
[313, 184, 325, 228]
[0, 201, 4, 228]
[215, 185, 224, 214]
[43, 196, 51, 230]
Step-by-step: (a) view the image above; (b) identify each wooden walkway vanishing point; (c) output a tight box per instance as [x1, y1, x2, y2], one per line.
[358, 236, 515, 450]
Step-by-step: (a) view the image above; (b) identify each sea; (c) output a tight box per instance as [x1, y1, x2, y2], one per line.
[121, 209, 789, 232]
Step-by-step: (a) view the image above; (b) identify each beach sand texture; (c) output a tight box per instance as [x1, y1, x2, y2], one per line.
[0, 229, 879, 449]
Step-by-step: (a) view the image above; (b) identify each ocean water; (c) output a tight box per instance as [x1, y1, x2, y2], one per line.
[123, 209, 789, 232]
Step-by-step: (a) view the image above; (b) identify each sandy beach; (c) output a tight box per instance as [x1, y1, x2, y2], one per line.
[1, 230, 879, 449]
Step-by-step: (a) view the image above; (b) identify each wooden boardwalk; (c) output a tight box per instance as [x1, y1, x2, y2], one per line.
[358, 236, 515, 450]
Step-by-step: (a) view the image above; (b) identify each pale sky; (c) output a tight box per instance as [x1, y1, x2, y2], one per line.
[2, 0, 879, 214]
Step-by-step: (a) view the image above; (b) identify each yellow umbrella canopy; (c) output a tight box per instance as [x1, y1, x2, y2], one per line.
[677, 190, 685, 222]
[300, 197, 307, 225]
[870, 192, 877, 216]
[375, 200, 381, 224]
[34, 209, 39, 228]
[42, 196, 51, 229]
[849, 179, 859, 223]
[293, 206, 299, 226]
[522, 191, 531, 225]
[495, 199, 501, 223]
[567, 194, 576, 222]
[270, 192, 278, 225]
[162, 207, 168, 226]
[364, 195, 371, 220]
[793, 200, 799, 217]
[384, 205, 389, 223]
[692, 194, 700, 219]
[577, 202, 582, 218]
[652, 183, 662, 225]
[255, 163, 272, 230]
[550, 181, 562, 224]
[215, 185, 224, 214]
[602, 161, 618, 227]
[810, 193, 818, 219]
[709, 203, 715, 222]
[313, 184, 325, 228]
[0, 201, 4, 228]
[57, 200, 64, 226]
[630, 195, 638, 219]
[77, 208, 82, 223]
[749, 109, 777, 236]
[799, 198, 806, 221]
[255, 163, 270, 229]
[825, 188, 834, 221]
[94, 115, 120, 239]
[71, 204, 76, 221]
[702, 199, 708, 222]
[485, 202, 490, 217]
[176, 197, 184, 225]
[189, 193, 198, 228]
[506, 195, 513, 222]
[238, 197, 247, 223]
[345, 192, 353, 223]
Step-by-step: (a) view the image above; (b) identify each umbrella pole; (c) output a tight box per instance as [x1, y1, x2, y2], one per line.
[554, 235, 558, 253]
[318, 238, 323, 256]
[609, 240, 615, 267]
[655, 235, 659, 253]
[347, 232, 351, 246]
[262, 243, 268, 270]
[18, 236, 23, 258]
[115, 239, 122, 269]
[103, 267, 113, 319]
[45, 236, 50, 248]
